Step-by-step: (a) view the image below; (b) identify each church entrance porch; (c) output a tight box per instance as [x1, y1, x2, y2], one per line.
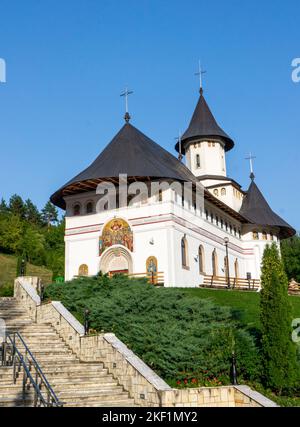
[100, 246, 133, 275]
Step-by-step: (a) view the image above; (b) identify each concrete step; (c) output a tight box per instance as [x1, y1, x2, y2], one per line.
[0, 398, 33, 407]
[51, 380, 119, 390]
[59, 390, 129, 401]
[64, 399, 136, 407]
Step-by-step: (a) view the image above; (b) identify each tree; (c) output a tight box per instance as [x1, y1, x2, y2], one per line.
[41, 201, 58, 227]
[260, 243, 299, 393]
[9, 194, 25, 218]
[281, 234, 300, 282]
[0, 198, 8, 215]
[24, 199, 42, 225]
[0, 214, 23, 254]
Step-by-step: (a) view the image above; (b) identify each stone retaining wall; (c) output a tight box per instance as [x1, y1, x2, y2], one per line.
[14, 277, 277, 407]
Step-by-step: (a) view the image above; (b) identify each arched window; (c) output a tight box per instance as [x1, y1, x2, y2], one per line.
[181, 237, 188, 268]
[213, 189, 219, 197]
[253, 231, 259, 240]
[78, 264, 88, 276]
[221, 219, 224, 229]
[270, 232, 274, 241]
[158, 189, 163, 202]
[210, 213, 214, 223]
[73, 203, 81, 216]
[216, 216, 219, 226]
[221, 188, 226, 196]
[212, 249, 218, 277]
[86, 201, 94, 214]
[262, 231, 268, 240]
[196, 154, 201, 168]
[205, 210, 209, 220]
[199, 245, 205, 274]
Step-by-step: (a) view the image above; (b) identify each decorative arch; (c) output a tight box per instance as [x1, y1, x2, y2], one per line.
[199, 245, 205, 274]
[212, 249, 218, 277]
[99, 218, 133, 255]
[100, 246, 133, 275]
[78, 264, 89, 276]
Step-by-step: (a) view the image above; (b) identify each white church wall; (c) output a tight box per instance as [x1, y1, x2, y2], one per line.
[63, 189, 268, 286]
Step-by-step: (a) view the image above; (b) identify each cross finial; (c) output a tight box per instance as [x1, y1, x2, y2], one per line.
[175, 131, 183, 161]
[120, 87, 133, 122]
[245, 152, 256, 180]
[194, 60, 206, 94]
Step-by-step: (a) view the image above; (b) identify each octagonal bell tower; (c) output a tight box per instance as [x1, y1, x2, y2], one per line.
[176, 88, 234, 180]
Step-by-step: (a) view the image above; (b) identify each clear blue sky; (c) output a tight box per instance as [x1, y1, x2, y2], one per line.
[0, 0, 299, 230]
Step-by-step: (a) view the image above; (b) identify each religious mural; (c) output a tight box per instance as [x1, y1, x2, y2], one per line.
[146, 256, 158, 284]
[78, 264, 89, 276]
[99, 218, 133, 255]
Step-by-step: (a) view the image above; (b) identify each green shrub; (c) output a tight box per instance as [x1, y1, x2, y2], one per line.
[260, 244, 300, 394]
[0, 282, 14, 297]
[45, 275, 261, 386]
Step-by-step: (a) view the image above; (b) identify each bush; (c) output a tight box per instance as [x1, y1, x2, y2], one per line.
[260, 244, 300, 394]
[0, 282, 14, 297]
[45, 275, 261, 386]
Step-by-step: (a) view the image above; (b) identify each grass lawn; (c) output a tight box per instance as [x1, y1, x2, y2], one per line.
[0, 253, 53, 295]
[180, 288, 300, 331]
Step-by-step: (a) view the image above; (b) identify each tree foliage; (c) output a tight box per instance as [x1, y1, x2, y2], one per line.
[0, 195, 64, 278]
[260, 243, 300, 393]
[281, 234, 300, 282]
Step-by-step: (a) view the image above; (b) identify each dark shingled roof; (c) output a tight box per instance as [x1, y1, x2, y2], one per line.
[51, 123, 197, 209]
[239, 180, 295, 239]
[175, 91, 234, 154]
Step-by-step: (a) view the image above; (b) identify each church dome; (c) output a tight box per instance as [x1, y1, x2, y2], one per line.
[50, 122, 197, 209]
[239, 179, 295, 239]
[175, 90, 234, 154]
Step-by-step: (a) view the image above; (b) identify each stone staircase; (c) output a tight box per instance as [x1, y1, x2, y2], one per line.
[0, 298, 136, 407]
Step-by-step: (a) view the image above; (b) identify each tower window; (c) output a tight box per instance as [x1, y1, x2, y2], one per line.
[86, 201, 94, 214]
[73, 203, 81, 216]
[221, 188, 226, 196]
[262, 231, 268, 240]
[213, 189, 219, 196]
[195, 154, 201, 168]
[253, 231, 259, 240]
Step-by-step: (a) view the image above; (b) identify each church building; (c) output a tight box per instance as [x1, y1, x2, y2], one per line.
[50, 86, 295, 287]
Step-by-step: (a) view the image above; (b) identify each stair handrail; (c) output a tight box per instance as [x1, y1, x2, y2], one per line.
[3, 331, 62, 407]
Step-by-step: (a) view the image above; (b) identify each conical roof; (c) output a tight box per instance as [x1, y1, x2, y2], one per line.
[239, 179, 295, 238]
[175, 91, 234, 154]
[51, 122, 197, 209]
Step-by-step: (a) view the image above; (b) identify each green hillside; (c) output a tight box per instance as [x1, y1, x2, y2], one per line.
[0, 253, 53, 296]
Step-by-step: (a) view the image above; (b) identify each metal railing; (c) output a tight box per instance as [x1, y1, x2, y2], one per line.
[1, 332, 62, 407]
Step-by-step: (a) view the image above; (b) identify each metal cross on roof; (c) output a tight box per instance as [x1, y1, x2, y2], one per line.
[194, 60, 206, 94]
[120, 87, 133, 122]
[245, 152, 256, 180]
